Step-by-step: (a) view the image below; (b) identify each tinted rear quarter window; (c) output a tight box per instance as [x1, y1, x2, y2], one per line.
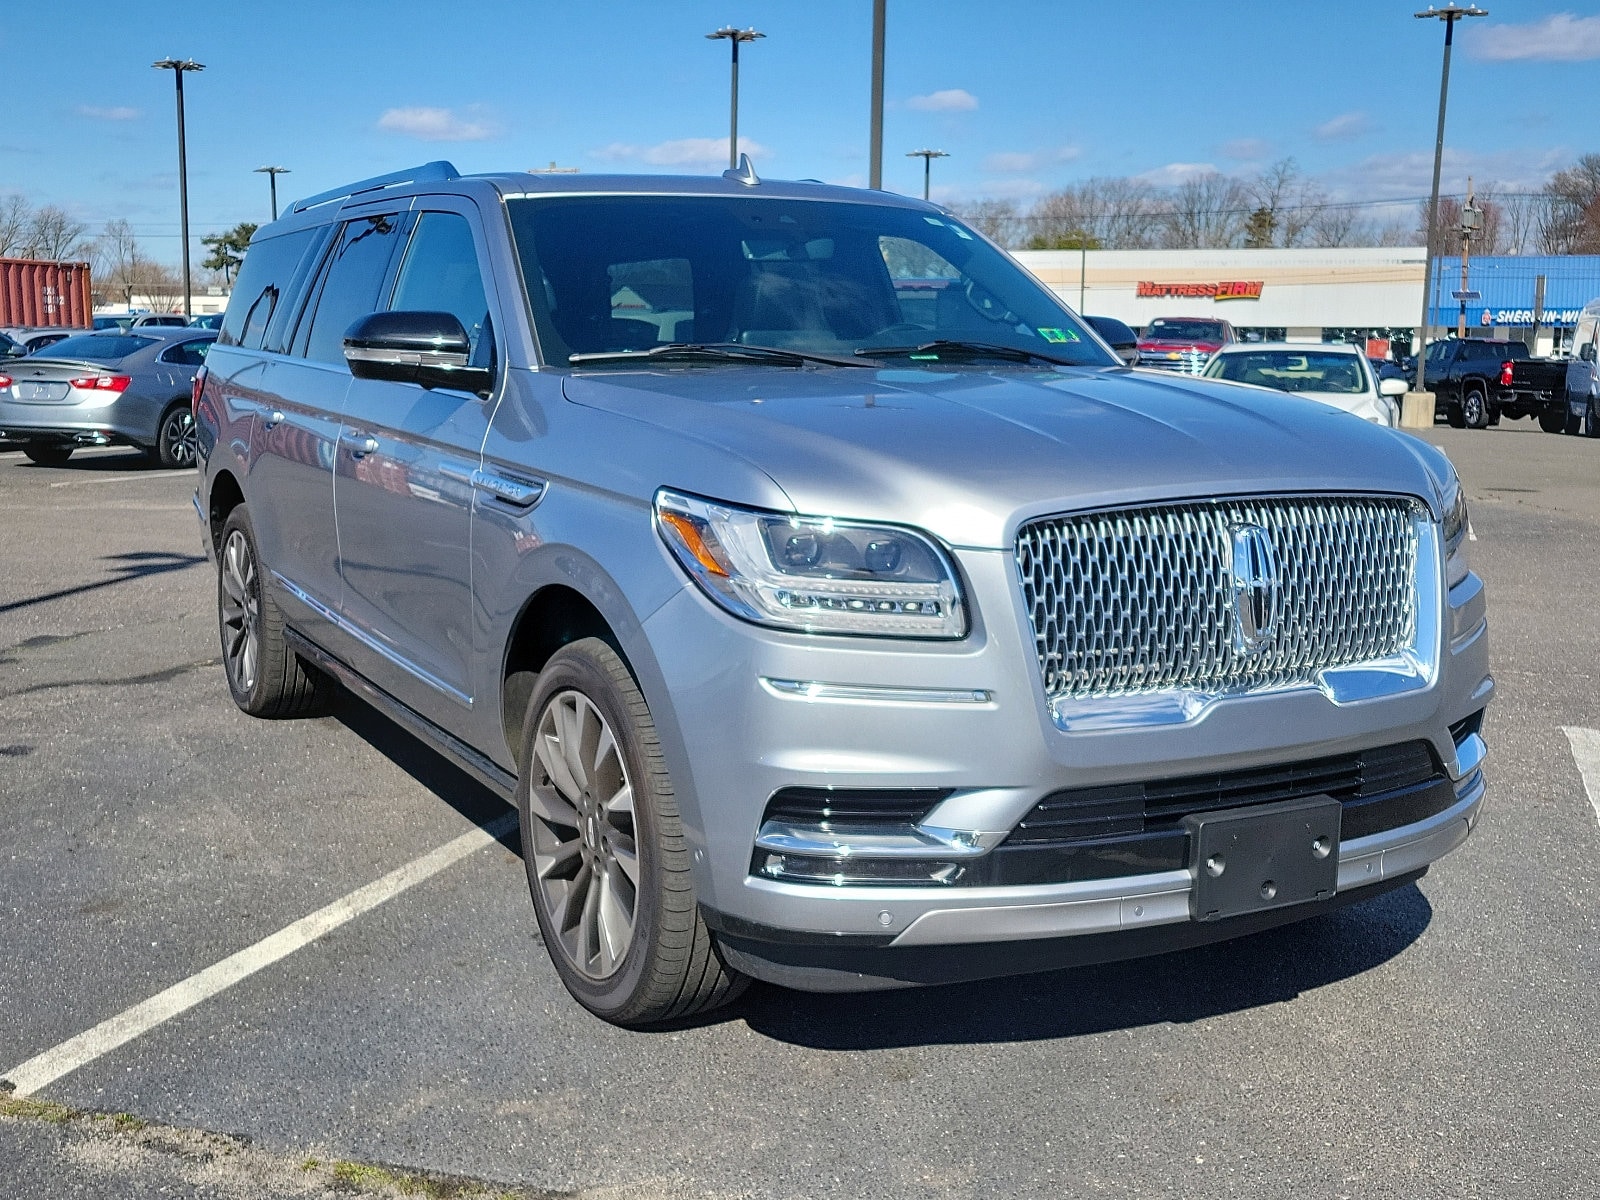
[39, 334, 155, 361]
[219, 227, 321, 351]
[158, 339, 213, 366]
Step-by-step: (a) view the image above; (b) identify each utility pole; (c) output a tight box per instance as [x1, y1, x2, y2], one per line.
[1457, 179, 1482, 340]
[1411, 5, 1486, 395]
[905, 149, 947, 201]
[153, 57, 205, 319]
[869, 0, 886, 189]
[254, 166, 289, 221]
[706, 26, 764, 170]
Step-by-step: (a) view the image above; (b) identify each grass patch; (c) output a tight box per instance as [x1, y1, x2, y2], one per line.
[0, 1096, 76, 1124]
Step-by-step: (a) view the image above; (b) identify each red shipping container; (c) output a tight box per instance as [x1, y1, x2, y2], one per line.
[0, 257, 93, 328]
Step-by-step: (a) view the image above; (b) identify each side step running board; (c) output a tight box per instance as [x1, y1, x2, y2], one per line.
[285, 629, 518, 802]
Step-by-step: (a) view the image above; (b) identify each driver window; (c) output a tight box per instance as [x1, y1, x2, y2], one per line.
[389, 212, 494, 367]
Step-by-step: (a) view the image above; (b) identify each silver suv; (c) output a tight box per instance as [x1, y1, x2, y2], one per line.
[194, 160, 1492, 1026]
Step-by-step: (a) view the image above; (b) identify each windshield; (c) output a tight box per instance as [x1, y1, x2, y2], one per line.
[1206, 350, 1369, 395]
[506, 195, 1112, 367]
[1144, 319, 1226, 343]
[35, 334, 155, 362]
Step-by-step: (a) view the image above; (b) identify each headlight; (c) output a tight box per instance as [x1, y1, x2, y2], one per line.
[654, 489, 966, 638]
[1442, 482, 1470, 588]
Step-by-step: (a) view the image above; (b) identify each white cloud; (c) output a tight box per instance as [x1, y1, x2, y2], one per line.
[984, 146, 1079, 173]
[907, 88, 978, 112]
[1137, 162, 1219, 186]
[1314, 112, 1374, 142]
[377, 106, 495, 142]
[77, 105, 141, 121]
[589, 137, 770, 168]
[1316, 146, 1571, 200]
[1470, 13, 1600, 62]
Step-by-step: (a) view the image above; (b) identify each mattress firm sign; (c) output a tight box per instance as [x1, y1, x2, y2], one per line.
[1136, 280, 1265, 302]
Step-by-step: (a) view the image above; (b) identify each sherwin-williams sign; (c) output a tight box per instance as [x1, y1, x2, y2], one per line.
[1136, 280, 1264, 301]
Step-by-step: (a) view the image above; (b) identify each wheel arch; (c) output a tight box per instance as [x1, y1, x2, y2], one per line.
[206, 468, 245, 554]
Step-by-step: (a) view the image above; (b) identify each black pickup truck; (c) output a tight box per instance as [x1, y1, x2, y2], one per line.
[1422, 337, 1569, 431]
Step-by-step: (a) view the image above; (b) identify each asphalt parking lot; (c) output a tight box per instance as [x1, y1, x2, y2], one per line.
[2, 426, 1598, 1199]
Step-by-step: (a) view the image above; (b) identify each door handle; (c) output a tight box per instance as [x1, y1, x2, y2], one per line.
[342, 431, 379, 458]
[263, 409, 285, 430]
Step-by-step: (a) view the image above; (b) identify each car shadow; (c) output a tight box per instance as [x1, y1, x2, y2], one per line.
[330, 691, 521, 855]
[732, 883, 1432, 1048]
[9, 448, 158, 471]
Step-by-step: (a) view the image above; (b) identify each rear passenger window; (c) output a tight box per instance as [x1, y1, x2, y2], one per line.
[300, 214, 405, 365]
[159, 340, 211, 366]
[389, 213, 493, 366]
[220, 227, 319, 351]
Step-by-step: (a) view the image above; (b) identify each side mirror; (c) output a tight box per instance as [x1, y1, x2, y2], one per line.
[1379, 377, 1409, 398]
[1117, 347, 1140, 367]
[344, 310, 492, 395]
[1581, 343, 1597, 363]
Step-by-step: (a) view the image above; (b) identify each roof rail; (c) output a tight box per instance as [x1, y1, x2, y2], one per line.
[289, 161, 460, 215]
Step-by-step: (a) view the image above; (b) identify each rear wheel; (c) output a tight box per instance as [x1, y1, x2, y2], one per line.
[22, 443, 72, 467]
[1461, 387, 1490, 430]
[155, 404, 198, 468]
[517, 638, 746, 1027]
[217, 505, 329, 718]
[1586, 397, 1600, 439]
[1539, 409, 1567, 434]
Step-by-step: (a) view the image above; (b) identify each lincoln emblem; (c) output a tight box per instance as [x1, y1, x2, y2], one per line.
[1228, 524, 1281, 652]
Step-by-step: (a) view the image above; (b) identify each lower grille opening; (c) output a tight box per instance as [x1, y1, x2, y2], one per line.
[1449, 709, 1485, 744]
[760, 787, 950, 829]
[990, 740, 1453, 887]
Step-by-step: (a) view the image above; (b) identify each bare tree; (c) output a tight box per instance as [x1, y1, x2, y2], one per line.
[24, 205, 91, 261]
[960, 198, 1025, 247]
[0, 195, 32, 257]
[1540, 155, 1600, 253]
[1161, 172, 1248, 249]
[1495, 189, 1545, 255]
[1307, 206, 1368, 247]
[92, 218, 144, 306]
[1026, 177, 1162, 249]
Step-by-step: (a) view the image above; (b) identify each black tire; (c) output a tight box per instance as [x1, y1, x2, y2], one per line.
[516, 637, 746, 1026]
[155, 403, 198, 468]
[216, 505, 329, 718]
[1445, 404, 1466, 429]
[1461, 387, 1490, 430]
[1587, 398, 1600, 439]
[1539, 409, 1567, 434]
[1487, 405, 1501, 426]
[22, 443, 72, 467]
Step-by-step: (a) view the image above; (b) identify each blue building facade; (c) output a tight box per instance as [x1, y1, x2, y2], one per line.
[1429, 255, 1600, 332]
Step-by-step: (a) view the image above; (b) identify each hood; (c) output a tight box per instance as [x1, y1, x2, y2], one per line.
[562, 365, 1446, 549]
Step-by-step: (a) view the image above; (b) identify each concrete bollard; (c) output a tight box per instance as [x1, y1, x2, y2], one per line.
[1401, 391, 1435, 430]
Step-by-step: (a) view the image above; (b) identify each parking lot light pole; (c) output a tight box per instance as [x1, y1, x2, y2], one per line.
[153, 57, 205, 320]
[869, 0, 886, 189]
[1411, 5, 1486, 395]
[706, 26, 764, 170]
[254, 166, 290, 221]
[906, 149, 948, 201]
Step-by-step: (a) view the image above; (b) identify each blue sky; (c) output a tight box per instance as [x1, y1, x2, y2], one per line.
[4, 0, 1597, 265]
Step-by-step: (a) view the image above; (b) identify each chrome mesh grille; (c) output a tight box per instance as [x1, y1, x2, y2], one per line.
[1016, 496, 1420, 700]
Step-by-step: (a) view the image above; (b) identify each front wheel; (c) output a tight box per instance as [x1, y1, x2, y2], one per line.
[1461, 388, 1490, 430]
[516, 638, 746, 1026]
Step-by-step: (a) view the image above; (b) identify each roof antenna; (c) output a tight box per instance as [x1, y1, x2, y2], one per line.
[723, 153, 760, 186]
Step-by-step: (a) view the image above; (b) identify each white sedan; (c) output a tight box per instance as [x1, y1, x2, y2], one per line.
[1202, 342, 1406, 427]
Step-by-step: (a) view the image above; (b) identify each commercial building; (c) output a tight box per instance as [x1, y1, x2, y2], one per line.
[1013, 246, 1600, 356]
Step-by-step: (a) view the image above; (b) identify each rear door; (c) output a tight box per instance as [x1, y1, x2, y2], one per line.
[332, 200, 502, 720]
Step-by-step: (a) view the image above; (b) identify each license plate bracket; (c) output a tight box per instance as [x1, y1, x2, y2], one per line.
[1185, 795, 1341, 922]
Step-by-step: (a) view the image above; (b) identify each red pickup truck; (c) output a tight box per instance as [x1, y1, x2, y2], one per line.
[1136, 316, 1236, 375]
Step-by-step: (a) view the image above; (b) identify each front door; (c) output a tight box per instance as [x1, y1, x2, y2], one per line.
[333, 204, 502, 722]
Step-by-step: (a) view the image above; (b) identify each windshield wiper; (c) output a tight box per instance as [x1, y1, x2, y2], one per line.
[855, 339, 1074, 366]
[568, 342, 873, 368]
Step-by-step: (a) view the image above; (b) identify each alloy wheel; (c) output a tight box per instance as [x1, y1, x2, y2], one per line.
[220, 529, 260, 693]
[527, 690, 639, 980]
[163, 410, 198, 467]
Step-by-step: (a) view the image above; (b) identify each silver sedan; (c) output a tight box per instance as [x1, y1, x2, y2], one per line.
[0, 328, 215, 467]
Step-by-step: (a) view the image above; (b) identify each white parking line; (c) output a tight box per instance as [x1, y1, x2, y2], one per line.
[2, 813, 516, 1097]
[49, 469, 193, 488]
[1563, 727, 1600, 830]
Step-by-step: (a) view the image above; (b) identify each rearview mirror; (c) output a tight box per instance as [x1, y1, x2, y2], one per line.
[344, 310, 492, 395]
[1379, 378, 1409, 397]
